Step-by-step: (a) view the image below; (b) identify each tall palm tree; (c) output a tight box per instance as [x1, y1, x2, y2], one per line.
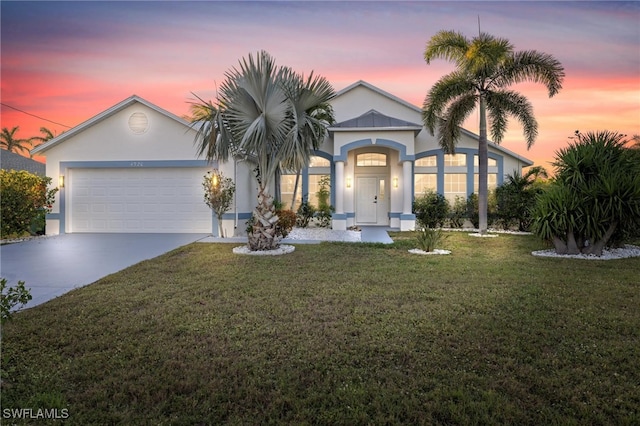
[192, 51, 334, 251]
[1, 126, 33, 155]
[423, 30, 564, 234]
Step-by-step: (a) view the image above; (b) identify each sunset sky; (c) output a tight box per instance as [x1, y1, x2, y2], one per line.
[2, 1, 639, 170]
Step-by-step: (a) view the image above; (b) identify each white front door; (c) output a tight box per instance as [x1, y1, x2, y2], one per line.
[356, 176, 388, 225]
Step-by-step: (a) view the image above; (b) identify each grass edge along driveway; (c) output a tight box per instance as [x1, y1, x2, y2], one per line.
[2, 232, 639, 425]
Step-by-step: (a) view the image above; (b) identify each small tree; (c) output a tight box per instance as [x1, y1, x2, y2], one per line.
[0, 170, 58, 238]
[315, 176, 334, 228]
[203, 170, 235, 238]
[413, 190, 449, 229]
[532, 131, 640, 255]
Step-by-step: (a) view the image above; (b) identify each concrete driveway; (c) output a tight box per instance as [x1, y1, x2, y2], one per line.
[1, 233, 209, 309]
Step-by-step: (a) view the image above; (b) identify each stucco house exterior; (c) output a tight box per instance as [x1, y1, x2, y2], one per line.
[32, 80, 532, 236]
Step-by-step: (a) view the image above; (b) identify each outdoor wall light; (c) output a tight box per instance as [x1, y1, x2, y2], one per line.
[393, 177, 398, 188]
[59, 175, 65, 188]
[346, 177, 352, 188]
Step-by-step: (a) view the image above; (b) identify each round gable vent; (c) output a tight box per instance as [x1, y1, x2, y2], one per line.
[128, 112, 149, 134]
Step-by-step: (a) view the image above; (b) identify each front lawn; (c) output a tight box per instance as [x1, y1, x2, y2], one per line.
[1, 233, 638, 425]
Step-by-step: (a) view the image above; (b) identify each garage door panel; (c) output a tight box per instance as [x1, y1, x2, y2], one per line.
[70, 168, 212, 233]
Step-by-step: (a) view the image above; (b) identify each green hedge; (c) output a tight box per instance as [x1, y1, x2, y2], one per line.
[0, 170, 58, 238]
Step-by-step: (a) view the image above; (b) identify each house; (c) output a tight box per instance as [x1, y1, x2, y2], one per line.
[1, 148, 46, 176]
[32, 81, 532, 236]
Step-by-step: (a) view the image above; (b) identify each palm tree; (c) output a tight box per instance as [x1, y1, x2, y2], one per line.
[277, 68, 335, 209]
[192, 51, 334, 251]
[31, 127, 57, 144]
[1, 126, 33, 155]
[423, 30, 564, 234]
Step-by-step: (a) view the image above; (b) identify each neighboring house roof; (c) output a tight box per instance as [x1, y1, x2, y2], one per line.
[1, 149, 46, 175]
[31, 95, 192, 155]
[331, 109, 422, 130]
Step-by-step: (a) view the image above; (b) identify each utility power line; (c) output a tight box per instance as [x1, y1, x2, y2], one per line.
[1, 102, 72, 128]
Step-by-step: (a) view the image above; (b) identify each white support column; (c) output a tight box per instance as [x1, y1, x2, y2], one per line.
[400, 160, 415, 231]
[402, 160, 412, 214]
[332, 160, 347, 230]
[335, 160, 344, 214]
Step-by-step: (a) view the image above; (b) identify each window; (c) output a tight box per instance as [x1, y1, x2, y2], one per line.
[308, 175, 330, 207]
[414, 174, 437, 196]
[444, 173, 467, 204]
[280, 174, 302, 209]
[415, 155, 437, 167]
[474, 155, 497, 167]
[444, 153, 466, 167]
[473, 174, 498, 193]
[356, 153, 387, 167]
[309, 156, 330, 168]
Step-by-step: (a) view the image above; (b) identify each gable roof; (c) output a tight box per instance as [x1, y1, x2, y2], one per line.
[31, 95, 192, 155]
[332, 109, 422, 129]
[334, 80, 422, 113]
[1, 149, 46, 175]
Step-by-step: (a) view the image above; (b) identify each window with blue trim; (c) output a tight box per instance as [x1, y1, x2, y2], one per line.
[356, 153, 387, 167]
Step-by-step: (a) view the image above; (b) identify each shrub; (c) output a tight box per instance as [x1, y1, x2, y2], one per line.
[448, 196, 467, 228]
[413, 190, 449, 228]
[1, 278, 32, 325]
[532, 131, 640, 255]
[296, 199, 316, 228]
[275, 209, 296, 238]
[495, 167, 548, 231]
[466, 191, 497, 229]
[415, 226, 447, 252]
[0, 170, 58, 238]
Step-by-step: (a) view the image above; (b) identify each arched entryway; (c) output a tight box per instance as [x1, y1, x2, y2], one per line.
[353, 148, 390, 226]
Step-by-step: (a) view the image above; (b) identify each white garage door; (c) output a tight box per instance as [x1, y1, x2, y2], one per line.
[69, 168, 212, 233]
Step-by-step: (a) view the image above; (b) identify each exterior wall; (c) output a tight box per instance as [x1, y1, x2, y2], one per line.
[330, 85, 421, 123]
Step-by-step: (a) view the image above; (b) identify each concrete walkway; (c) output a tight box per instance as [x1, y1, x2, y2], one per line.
[360, 226, 394, 244]
[1, 233, 208, 309]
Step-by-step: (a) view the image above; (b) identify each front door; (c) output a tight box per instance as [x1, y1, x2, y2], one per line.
[356, 176, 388, 225]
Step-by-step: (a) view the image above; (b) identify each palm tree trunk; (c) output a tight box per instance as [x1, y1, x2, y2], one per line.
[478, 96, 489, 235]
[247, 184, 281, 251]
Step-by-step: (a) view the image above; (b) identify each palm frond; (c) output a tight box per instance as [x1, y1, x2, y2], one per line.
[437, 92, 477, 153]
[424, 30, 469, 65]
[496, 50, 565, 96]
[422, 71, 476, 135]
[486, 90, 538, 148]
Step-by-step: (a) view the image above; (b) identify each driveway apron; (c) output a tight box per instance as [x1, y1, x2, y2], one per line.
[0, 233, 208, 309]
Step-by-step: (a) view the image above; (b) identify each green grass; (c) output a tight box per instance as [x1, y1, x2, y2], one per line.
[1, 233, 639, 425]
